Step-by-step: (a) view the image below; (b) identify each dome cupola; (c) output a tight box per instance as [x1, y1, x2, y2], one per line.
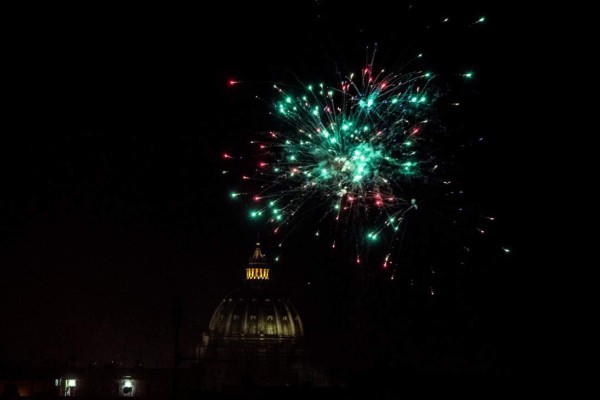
[207, 243, 303, 339]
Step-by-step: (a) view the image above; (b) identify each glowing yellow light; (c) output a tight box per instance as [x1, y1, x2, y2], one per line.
[246, 268, 270, 280]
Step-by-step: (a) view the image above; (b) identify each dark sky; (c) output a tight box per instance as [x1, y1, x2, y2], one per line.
[2, 1, 539, 374]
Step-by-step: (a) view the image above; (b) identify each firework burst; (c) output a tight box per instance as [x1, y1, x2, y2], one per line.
[225, 48, 466, 262]
[221, 13, 513, 298]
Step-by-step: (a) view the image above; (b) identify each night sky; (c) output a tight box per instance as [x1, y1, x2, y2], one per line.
[2, 1, 542, 379]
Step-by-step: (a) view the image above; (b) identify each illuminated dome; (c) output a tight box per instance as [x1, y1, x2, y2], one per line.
[199, 243, 306, 388]
[208, 243, 303, 338]
[208, 288, 304, 338]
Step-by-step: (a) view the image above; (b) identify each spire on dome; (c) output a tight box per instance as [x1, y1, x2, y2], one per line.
[250, 242, 266, 264]
[246, 243, 270, 281]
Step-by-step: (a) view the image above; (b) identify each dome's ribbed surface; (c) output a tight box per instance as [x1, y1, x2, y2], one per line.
[208, 288, 303, 339]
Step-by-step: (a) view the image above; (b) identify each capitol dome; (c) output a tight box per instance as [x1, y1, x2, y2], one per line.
[207, 243, 303, 339]
[209, 288, 304, 339]
[199, 243, 306, 388]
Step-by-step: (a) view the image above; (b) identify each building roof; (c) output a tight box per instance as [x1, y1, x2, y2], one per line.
[208, 288, 303, 339]
[207, 243, 303, 339]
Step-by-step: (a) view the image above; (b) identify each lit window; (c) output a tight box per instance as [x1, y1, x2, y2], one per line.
[122, 378, 134, 397]
[250, 315, 257, 320]
[267, 315, 274, 321]
[64, 379, 77, 397]
[233, 315, 239, 320]
[282, 316, 288, 321]
[246, 267, 270, 280]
